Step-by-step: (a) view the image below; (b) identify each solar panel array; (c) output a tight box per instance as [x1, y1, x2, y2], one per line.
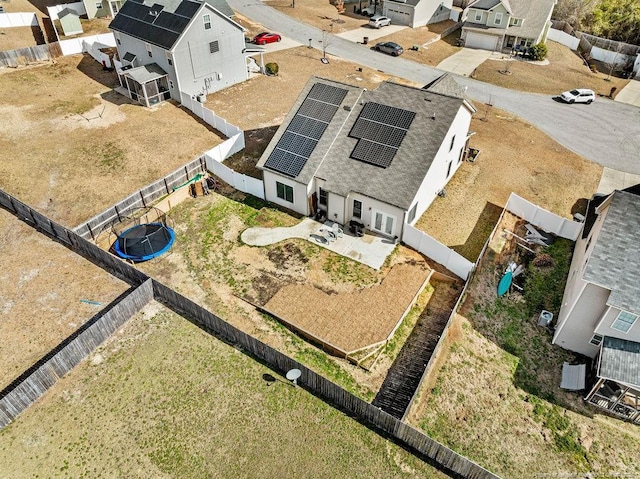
[264, 83, 348, 177]
[349, 102, 416, 168]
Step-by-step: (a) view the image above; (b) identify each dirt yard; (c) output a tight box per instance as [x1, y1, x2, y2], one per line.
[473, 41, 630, 97]
[0, 26, 42, 50]
[407, 211, 640, 478]
[265, 261, 431, 353]
[416, 106, 602, 261]
[0, 210, 128, 389]
[0, 54, 224, 226]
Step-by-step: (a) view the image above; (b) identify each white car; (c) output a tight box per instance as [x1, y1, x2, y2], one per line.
[361, 6, 376, 16]
[369, 15, 391, 29]
[560, 88, 595, 104]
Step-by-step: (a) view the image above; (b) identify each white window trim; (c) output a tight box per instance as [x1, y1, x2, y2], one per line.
[494, 12, 503, 25]
[474, 11, 482, 22]
[203, 14, 211, 30]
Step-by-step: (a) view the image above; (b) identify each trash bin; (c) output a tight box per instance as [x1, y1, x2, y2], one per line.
[363, 36, 369, 45]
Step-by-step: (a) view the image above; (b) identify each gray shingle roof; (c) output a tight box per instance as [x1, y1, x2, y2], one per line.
[123, 63, 168, 83]
[256, 77, 365, 186]
[258, 77, 470, 212]
[506, 0, 556, 39]
[59, 8, 79, 18]
[468, 0, 510, 13]
[599, 336, 640, 389]
[423, 73, 471, 102]
[109, 0, 235, 50]
[316, 81, 466, 211]
[584, 190, 640, 314]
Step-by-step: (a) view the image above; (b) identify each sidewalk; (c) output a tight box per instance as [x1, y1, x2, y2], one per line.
[614, 78, 640, 108]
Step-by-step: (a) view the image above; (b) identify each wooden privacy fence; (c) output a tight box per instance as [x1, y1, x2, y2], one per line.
[0, 189, 501, 479]
[73, 157, 207, 240]
[0, 281, 153, 428]
[0, 43, 62, 68]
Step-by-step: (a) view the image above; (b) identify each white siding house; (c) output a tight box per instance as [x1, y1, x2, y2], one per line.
[383, 0, 453, 28]
[109, 0, 247, 107]
[553, 187, 640, 423]
[461, 0, 556, 52]
[257, 74, 476, 240]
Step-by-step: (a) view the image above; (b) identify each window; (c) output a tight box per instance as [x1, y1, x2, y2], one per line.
[166, 52, 173, 66]
[203, 14, 211, 30]
[209, 41, 219, 54]
[612, 311, 638, 333]
[115, 32, 121, 45]
[319, 188, 328, 207]
[96, 2, 103, 8]
[146, 43, 152, 57]
[353, 199, 362, 219]
[169, 80, 174, 89]
[446, 160, 453, 178]
[589, 334, 603, 346]
[449, 135, 456, 152]
[407, 203, 417, 223]
[494, 12, 502, 25]
[276, 182, 293, 203]
[474, 11, 482, 22]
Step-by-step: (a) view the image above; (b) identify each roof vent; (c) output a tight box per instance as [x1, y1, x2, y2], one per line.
[149, 10, 158, 16]
[431, 112, 436, 120]
[343, 105, 351, 111]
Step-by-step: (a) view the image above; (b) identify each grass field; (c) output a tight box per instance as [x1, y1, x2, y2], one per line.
[408, 213, 640, 478]
[0, 304, 450, 479]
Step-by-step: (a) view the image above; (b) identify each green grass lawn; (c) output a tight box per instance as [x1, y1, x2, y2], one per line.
[0, 305, 450, 479]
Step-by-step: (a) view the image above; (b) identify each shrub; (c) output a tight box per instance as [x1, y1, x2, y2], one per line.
[265, 62, 279, 76]
[529, 42, 548, 61]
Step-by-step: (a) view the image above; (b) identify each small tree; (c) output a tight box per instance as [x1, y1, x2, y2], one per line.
[604, 42, 625, 80]
[265, 62, 279, 76]
[530, 42, 548, 61]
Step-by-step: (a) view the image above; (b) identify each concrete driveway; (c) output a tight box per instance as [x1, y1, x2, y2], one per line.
[336, 25, 408, 44]
[615, 78, 640, 108]
[436, 48, 493, 77]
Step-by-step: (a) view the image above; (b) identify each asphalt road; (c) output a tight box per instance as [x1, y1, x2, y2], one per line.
[230, 0, 640, 174]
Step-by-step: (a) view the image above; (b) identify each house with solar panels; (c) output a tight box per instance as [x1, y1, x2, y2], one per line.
[552, 186, 640, 424]
[256, 75, 476, 240]
[109, 0, 247, 107]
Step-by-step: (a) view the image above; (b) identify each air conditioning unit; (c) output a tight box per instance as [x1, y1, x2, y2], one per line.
[538, 310, 553, 327]
[196, 93, 206, 103]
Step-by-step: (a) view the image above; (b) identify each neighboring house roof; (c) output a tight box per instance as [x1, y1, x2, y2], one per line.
[387, 0, 421, 7]
[599, 336, 640, 389]
[123, 63, 168, 83]
[59, 7, 79, 18]
[423, 73, 469, 100]
[468, 0, 511, 14]
[258, 77, 473, 212]
[505, 0, 555, 39]
[583, 189, 640, 314]
[109, 0, 235, 50]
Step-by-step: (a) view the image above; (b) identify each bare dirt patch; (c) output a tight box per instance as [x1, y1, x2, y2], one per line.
[0, 26, 41, 50]
[265, 261, 431, 353]
[416, 107, 602, 261]
[472, 41, 629, 97]
[0, 54, 225, 226]
[0, 210, 128, 389]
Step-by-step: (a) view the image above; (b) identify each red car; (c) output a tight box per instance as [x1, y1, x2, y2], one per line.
[253, 32, 282, 45]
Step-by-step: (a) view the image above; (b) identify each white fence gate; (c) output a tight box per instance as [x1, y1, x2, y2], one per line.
[505, 193, 582, 241]
[402, 225, 474, 280]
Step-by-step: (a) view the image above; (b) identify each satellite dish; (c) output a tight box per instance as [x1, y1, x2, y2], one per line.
[286, 368, 302, 386]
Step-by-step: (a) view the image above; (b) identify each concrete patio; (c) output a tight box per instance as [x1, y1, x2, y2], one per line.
[240, 218, 397, 270]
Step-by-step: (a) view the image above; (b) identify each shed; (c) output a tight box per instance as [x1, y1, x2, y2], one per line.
[59, 8, 83, 36]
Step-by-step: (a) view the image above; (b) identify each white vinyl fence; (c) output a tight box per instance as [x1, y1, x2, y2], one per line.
[82, 39, 113, 68]
[547, 28, 579, 51]
[181, 91, 266, 200]
[402, 225, 474, 280]
[0, 12, 38, 28]
[59, 32, 116, 56]
[505, 193, 582, 241]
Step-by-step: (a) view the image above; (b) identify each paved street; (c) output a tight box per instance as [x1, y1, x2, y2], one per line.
[230, 0, 640, 174]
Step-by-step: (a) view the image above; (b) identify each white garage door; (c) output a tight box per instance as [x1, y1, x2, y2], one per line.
[385, 7, 411, 26]
[465, 32, 499, 51]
